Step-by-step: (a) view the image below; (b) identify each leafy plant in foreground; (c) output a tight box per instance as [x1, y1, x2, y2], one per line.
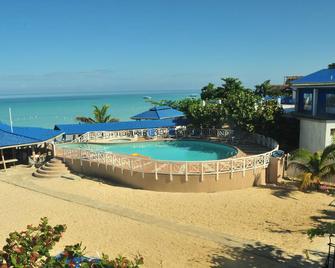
[0, 218, 143, 268]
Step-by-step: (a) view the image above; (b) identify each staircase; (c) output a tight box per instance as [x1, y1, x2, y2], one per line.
[33, 158, 71, 178]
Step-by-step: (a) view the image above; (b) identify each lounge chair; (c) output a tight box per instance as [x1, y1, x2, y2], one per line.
[146, 128, 157, 140]
[168, 128, 176, 138]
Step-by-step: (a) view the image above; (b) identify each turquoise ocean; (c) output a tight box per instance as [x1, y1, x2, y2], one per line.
[0, 91, 196, 129]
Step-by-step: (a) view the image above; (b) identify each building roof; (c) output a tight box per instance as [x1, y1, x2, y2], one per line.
[131, 106, 184, 120]
[54, 118, 187, 135]
[291, 66, 335, 87]
[0, 124, 63, 149]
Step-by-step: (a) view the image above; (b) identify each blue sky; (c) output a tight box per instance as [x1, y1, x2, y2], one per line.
[0, 0, 334, 95]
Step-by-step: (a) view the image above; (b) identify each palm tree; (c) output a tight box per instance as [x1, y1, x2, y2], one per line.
[255, 80, 272, 97]
[75, 105, 119, 123]
[288, 144, 335, 190]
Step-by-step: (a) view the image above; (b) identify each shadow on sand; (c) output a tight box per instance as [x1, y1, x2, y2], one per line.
[210, 242, 324, 268]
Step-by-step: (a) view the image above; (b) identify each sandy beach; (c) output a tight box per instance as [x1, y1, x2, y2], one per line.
[0, 166, 333, 267]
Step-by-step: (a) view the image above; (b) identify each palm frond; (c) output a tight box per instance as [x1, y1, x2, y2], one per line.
[75, 117, 95, 123]
[321, 144, 335, 165]
[320, 163, 335, 179]
[289, 148, 313, 163]
[287, 161, 312, 174]
[108, 118, 119, 122]
[76, 104, 118, 124]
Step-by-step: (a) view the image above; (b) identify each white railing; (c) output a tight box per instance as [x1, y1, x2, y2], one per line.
[58, 129, 279, 181]
[72, 128, 170, 143]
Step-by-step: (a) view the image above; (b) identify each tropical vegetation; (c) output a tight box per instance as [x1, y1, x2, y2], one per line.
[0, 217, 143, 268]
[288, 144, 335, 190]
[148, 76, 300, 150]
[76, 105, 119, 123]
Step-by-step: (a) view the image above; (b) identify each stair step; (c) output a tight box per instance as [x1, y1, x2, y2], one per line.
[41, 165, 68, 172]
[33, 172, 61, 179]
[33, 157, 72, 179]
[36, 168, 69, 175]
[49, 158, 64, 164]
[45, 162, 67, 168]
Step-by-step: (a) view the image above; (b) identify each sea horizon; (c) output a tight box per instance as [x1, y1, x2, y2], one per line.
[0, 90, 197, 129]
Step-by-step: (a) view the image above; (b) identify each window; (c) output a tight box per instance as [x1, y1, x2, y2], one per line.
[303, 93, 313, 112]
[331, 129, 335, 144]
[326, 94, 335, 114]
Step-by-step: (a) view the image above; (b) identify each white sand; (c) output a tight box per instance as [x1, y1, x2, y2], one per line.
[0, 166, 333, 267]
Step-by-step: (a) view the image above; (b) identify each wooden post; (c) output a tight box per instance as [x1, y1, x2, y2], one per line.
[1, 149, 6, 171]
[52, 142, 56, 157]
[32, 146, 36, 161]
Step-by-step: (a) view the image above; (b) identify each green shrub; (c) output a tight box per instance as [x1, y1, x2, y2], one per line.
[0, 218, 143, 268]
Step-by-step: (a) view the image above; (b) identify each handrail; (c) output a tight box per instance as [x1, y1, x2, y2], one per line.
[57, 128, 279, 179]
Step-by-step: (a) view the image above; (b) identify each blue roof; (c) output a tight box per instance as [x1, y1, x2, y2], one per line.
[0, 124, 63, 148]
[131, 106, 184, 120]
[292, 68, 335, 86]
[54, 118, 187, 135]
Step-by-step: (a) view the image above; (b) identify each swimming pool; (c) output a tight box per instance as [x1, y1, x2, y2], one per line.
[60, 140, 237, 161]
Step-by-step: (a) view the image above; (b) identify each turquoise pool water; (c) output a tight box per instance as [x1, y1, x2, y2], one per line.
[60, 140, 237, 161]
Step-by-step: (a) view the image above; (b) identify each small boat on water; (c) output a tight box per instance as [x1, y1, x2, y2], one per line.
[143, 96, 152, 100]
[188, 94, 198, 98]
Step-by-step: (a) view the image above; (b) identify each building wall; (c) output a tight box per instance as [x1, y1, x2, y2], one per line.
[299, 119, 326, 151]
[299, 118, 335, 151]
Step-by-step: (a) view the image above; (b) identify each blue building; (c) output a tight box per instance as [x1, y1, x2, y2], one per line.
[291, 63, 335, 151]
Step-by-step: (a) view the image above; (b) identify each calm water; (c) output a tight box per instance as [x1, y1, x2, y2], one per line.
[0, 91, 195, 128]
[61, 140, 237, 161]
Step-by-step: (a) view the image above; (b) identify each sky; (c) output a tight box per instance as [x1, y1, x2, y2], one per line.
[0, 0, 334, 96]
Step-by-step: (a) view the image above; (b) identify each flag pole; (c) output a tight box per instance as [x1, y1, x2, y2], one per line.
[9, 108, 13, 133]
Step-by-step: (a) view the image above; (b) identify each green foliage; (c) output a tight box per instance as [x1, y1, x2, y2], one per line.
[0, 217, 66, 267]
[255, 80, 272, 97]
[188, 103, 225, 128]
[221, 88, 260, 132]
[288, 144, 335, 190]
[148, 76, 286, 134]
[200, 83, 217, 100]
[307, 223, 335, 240]
[0, 218, 143, 268]
[254, 100, 284, 136]
[200, 78, 245, 100]
[76, 105, 119, 123]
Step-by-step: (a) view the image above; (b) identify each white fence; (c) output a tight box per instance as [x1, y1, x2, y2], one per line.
[58, 129, 279, 181]
[72, 128, 171, 143]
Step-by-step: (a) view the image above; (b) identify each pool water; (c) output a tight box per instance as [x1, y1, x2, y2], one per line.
[60, 140, 237, 161]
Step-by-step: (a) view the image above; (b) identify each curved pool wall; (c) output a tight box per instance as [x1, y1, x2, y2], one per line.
[63, 158, 266, 192]
[58, 129, 279, 193]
